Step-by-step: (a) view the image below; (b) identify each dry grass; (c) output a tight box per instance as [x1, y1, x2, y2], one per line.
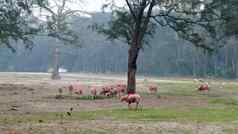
[0, 72, 238, 134]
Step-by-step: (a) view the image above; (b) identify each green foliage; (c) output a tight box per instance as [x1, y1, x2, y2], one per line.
[221, 0, 238, 36]
[1, 107, 238, 124]
[97, 0, 231, 52]
[0, 0, 42, 52]
[0, 0, 80, 52]
[92, 9, 156, 46]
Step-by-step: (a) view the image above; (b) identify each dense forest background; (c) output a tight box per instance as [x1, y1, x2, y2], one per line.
[0, 13, 237, 79]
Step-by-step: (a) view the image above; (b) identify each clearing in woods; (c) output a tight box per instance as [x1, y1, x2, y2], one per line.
[0, 72, 238, 134]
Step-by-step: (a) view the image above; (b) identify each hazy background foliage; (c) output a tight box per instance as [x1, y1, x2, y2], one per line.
[0, 12, 238, 78]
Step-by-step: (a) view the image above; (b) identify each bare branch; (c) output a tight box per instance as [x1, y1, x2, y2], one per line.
[125, 0, 137, 20]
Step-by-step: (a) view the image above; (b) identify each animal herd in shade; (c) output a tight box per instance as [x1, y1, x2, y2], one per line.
[62, 79, 209, 110]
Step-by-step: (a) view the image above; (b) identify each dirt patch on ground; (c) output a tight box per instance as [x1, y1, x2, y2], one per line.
[0, 73, 209, 115]
[1, 73, 231, 134]
[0, 84, 207, 115]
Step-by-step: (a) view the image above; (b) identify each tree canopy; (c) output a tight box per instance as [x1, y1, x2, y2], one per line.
[221, 0, 238, 37]
[0, 0, 81, 52]
[0, 0, 42, 52]
[98, 0, 233, 51]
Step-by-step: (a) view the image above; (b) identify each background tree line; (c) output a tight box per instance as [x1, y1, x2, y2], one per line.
[0, 12, 238, 79]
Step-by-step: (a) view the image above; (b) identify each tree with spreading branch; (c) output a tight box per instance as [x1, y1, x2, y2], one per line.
[37, 0, 84, 79]
[37, 0, 82, 45]
[96, 0, 228, 94]
[0, 0, 84, 48]
[0, 0, 83, 78]
[0, 0, 44, 52]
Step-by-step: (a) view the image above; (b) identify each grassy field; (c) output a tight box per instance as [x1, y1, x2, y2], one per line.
[0, 73, 238, 134]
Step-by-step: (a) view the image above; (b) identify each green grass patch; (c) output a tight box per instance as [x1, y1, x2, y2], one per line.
[223, 128, 238, 134]
[222, 84, 238, 91]
[103, 108, 238, 122]
[152, 81, 238, 102]
[1, 107, 238, 125]
[157, 82, 198, 96]
[209, 98, 238, 106]
[67, 128, 113, 134]
[75, 95, 112, 100]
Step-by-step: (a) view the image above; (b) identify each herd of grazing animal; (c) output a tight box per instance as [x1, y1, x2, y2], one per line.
[66, 82, 127, 98]
[60, 78, 210, 110]
[64, 82, 145, 110]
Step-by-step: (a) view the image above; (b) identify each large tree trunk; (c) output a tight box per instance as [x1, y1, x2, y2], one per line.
[125, 0, 155, 94]
[127, 46, 140, 94]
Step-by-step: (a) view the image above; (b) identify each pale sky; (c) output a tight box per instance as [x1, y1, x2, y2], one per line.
[69, 0, 126, 12]
[34, 0, 125, 20]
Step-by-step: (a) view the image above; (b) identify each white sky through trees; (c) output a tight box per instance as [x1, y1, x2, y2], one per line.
[34, 0, 125, 21]
[71, 0, 125, 12]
